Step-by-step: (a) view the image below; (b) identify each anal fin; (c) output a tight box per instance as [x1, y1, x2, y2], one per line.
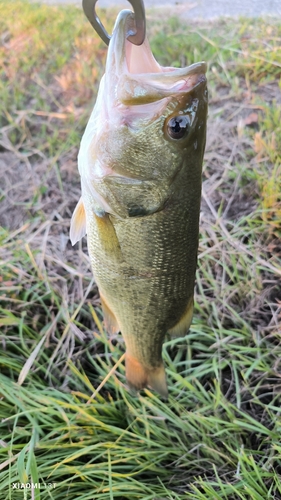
[70, 197, 87, 245]
[100, 292, 120, 336]
[126, 353, 168, 399]
[168, 297, 194, 337]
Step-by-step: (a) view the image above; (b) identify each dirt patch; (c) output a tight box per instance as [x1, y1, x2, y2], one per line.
[0, 152, 45, 230]
[0, 149, 81, 231]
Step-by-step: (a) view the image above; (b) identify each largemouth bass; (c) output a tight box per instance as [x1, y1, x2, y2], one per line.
[70, 10, 208, 398]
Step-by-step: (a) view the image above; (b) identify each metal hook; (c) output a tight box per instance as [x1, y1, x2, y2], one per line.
[82, 0, 146, 46]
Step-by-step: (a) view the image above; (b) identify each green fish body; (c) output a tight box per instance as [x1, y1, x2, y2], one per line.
[70, 10, 208, 397]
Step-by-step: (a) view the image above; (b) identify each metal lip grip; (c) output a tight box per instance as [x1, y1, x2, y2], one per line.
[82, 0, 146, 46]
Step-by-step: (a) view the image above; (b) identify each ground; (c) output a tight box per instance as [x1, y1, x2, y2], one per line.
[0, 1, 281, 499]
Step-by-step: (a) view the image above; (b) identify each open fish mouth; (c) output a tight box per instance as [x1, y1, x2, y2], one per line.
[105, 10, 207, 107]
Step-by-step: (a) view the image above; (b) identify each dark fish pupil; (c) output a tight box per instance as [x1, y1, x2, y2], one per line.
[173, 120, 181, 133]
[167, 115, 190, 140]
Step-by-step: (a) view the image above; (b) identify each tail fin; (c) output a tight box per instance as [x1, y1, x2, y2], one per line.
[126, 353, 168, 399]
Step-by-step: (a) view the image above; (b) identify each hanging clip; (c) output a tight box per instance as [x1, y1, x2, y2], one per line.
[82, 0, 146, 46]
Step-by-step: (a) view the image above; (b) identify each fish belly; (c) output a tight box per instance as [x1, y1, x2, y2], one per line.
[86, 194, 199, 392]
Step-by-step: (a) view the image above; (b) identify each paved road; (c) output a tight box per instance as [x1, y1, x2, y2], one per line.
[40, 0, 281, 19]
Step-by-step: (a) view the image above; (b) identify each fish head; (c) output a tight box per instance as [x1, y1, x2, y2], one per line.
[78, 10, 208, 216]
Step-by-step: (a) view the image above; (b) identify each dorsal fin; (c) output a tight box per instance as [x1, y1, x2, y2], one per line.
[70, 197, 87, 245]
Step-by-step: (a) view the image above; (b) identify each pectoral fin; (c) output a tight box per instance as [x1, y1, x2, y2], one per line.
[126, 353, 168, 399]
[168, 297, 194, 337]
[70, 197, 87, 245]
[94, 212, 123, 262]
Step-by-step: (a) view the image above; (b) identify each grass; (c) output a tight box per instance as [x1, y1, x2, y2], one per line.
[0, 0, 281, 498]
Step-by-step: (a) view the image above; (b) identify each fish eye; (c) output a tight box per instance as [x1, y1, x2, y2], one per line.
[166, 115, 190, 140]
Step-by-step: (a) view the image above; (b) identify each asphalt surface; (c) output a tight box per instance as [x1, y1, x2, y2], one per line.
[39, 0, 281, 19]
